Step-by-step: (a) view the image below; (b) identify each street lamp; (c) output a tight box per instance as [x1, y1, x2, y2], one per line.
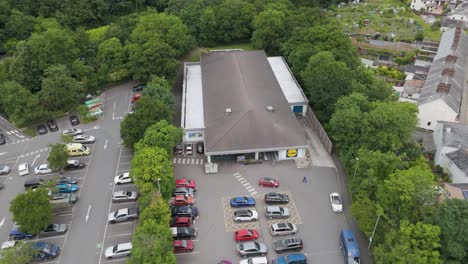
[368, 214, 381, 249]
[353, 157, 360, 179]
[157, 178, 161, 193]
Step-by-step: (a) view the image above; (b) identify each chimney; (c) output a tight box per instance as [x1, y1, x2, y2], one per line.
[445, 55, 458, 63]
[442, 67, 455, 77]
[436, 83, 451, 93]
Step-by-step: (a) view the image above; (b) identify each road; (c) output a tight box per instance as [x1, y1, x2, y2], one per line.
[0, 81, 137, 264]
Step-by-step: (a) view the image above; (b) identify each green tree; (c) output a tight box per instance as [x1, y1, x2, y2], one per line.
[351, 197, 379, 237]
[135, 120, 183, 153]
[0, 81, 44, 126]
[140, 192, 171, 225]
[47, 143, 68, 171]
[39, 64, 82, 113]
[351, 66, 395, 102]
[142, 77, 175, 113]
[376, 165, 437, 224]
[252, 8, 287, 54]
[130, 147, 175, 199]
[0, 241, 35, 264]
[374, 220, 442, 264]
[120, 97, 173, 149]
[10, 27, 79, 91]
[97, 37, 128, 82]
[129, 219, 175, 264]
[10, 188, 52, 234]
[430, 199, 468, 264]
[351, 148, 405, 199]
[214, 0, 256, 43]
[4, 9, 35, 40]
[301, 51, 353, 122]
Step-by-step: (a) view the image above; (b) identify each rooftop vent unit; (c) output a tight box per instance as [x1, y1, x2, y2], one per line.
[266, 106, 274, 112]
[225, 108, 232, 113]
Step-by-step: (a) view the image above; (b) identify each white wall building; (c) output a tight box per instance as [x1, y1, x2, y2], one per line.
[433, 121, 468, 183]
[411, 0, 436, 12]
[417, 27, 468, 130]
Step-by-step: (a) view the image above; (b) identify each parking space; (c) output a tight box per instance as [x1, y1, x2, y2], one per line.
[174, 161, 348, 264]
[97, 145, 135, 264]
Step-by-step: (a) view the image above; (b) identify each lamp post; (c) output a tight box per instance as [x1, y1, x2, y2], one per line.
[368, 214, 381, 249]
[353, 157, 360, 179]
[157, 178, 161, 193]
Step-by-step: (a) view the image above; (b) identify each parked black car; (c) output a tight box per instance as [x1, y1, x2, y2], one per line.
[65, 160, 85, 170]
[69, 115, 80, 126]
[196, 142, 204, 154]
[47, 120, 58, 132]
[171, 205, 199, 219]
[264, 192, 290, 204]
[58, 176, 78, 184]
[171, 227, 197, 239]
[0, 133, 6, 145]
[132, 83, 146, 93]
[37, 124, 48, 134]
[174, 143, 183, 155]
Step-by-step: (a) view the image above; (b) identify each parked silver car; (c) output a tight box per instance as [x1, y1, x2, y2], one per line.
[237, 242, 267, 258]
[40, 224, 68, 236]
[270, 222, 298, 236]
[105, 242, 132, 259]
[0, 165, 11, 175]
[265, 206, 289, 219]
[112, 191, 138, 203]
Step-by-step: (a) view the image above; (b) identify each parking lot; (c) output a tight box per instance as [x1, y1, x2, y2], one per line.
[174, 160, 348, 264]
[0, 81, 139, 264]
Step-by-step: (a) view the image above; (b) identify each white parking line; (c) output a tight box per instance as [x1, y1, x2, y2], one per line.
[175, 251, 200, 256]
[36, 235, 67, 240]
[105, 232, 133, 239]
[200, 159, 204, 165]
[173, 158, 177, 163]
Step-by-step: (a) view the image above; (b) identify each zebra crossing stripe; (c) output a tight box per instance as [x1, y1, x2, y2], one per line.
[182, 159, 185, 164]
[246, 187, 255, 191]
[6, 131, 11, 135]
[250, 191, 257, 195]
[200, 159, 204, 165]
[191, 159, 194, 164]
[173, 158, 177, 164]
[243, 183, 251, 187]
[195, 159, 199, 164]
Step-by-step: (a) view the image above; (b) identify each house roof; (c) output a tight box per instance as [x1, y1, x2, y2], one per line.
[200, 50, 308, 154]
[418, 27, 468, 116]
[404, 79, 425, 88]
[446, 149, 468, 174]
[439, 121, 468, 149]
[441, 183, 468, 201]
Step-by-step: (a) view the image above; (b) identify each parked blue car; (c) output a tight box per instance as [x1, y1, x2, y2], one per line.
[230, 196, 256, 208]
[277, 253, 307, 264]
[32, 242, 60, 260]
[9, 226, 34, 240]
[56, 183, 78, 193]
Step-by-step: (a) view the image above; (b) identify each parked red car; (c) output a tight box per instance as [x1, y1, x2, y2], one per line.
[175, 179, 197, 190]
[171, 195, 195, 206]
[170, 216, 192, 227]
[258, 177, 279, 188]
[131, 93, 141, 103]
[173, 240, 194, 253]
[234, 229, 259, 242]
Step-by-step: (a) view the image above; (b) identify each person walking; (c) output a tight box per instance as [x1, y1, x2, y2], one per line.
[302, 176, 307, 183]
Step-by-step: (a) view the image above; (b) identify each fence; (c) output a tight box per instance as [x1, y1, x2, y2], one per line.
[305, 108, 333, 154]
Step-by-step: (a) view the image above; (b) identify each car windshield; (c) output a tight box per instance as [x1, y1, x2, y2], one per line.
[332, 196, 341, 204]
[125, 192, 132, 196]
[112, 245, 118, 253]
[180, 240, 187, 247]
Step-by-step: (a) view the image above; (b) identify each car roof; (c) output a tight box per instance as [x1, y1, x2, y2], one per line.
[19, 163, 28, 168]
[285, 254, 306, 261]
[117, 243, 132, 251]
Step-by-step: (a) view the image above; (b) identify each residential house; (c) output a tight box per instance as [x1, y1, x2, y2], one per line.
[433, 121, 468, 183]
[439, 183, 468, 202]
[417, 26, 468, 130]
[411, 0, 436, 12]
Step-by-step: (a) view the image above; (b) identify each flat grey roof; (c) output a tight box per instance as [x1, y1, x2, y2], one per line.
[201, 50, 308, 154]
[267, 57, 308, 104]
[182, 63, 204, 129]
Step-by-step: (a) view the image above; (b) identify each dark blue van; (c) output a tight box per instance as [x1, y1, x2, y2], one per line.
[9, 226, 34, 240]
[277, 253, 307, 264]
[340, 229, 361, 264]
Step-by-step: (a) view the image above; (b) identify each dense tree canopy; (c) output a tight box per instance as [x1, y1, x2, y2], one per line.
[130, 147, 175, 198]
[134, 120, 183, 154]
[10, 188, 52, 234]
[0, 81, 43, 126]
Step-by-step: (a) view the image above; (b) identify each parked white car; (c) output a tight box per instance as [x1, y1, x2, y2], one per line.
[239, 256, 268, 264]
[330, 192, 343, 213]
[18, 163, 29, 176]
[72, 135, 95, 144]
[105, 242, 132, 259]
[34, 164, 53, 175]
[62, 128, 83, 136]
[114, 172, 132, 185]
[233, 209, 258, 222]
